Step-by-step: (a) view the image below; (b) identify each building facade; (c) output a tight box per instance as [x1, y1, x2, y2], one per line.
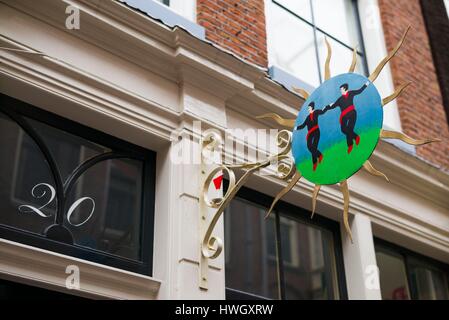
[0, 0, 448, 300]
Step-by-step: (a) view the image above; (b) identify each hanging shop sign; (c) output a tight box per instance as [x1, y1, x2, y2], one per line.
[292, 73, 382, 185]
[198, 26, 440, 289]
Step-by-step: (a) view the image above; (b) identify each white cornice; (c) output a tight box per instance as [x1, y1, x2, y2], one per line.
[0, 35, 179, 144]
[373, 140, 449, 207]
[2, 0, 301, 110]
[0, 238, 162, 299]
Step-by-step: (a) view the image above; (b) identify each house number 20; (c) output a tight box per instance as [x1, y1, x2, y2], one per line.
[18, 183, 95, 227]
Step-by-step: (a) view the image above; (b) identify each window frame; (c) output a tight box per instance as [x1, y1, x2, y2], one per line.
[224, 183, 348, 300]
[119, 0, 203, 39]
[268, 0, 370, 85]
[265, 215, 300, 268]
[375, 237, 449, 300]
[0, 93, 156, 276]
[152, 0, 197, 23]
[157, 0, 170, 5]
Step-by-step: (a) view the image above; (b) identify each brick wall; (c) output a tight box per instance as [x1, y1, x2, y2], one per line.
[378, 0, 449, 169]
[197, 0, 268, 67]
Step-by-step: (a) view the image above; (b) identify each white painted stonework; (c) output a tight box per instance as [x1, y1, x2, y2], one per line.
[0, 0, 448, 300]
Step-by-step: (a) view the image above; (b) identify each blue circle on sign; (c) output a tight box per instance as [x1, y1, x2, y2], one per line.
[292, 73, 383, 185]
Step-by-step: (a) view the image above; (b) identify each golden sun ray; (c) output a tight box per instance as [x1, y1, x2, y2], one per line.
[382, 82, 411, 106]
[194, 19, 443, 288]
[292, 86, 310, 99]
[380, 129, 441, 145]
[311, 184, 321, 219]
[348, 47, 357, 73]
[264, 172, 302, 219]
[369, 26, 410, 83]
[256, 113, 296, 129]
[363, 160, 389, 182]
[340, 180, 353, 243]
[255, 25, 439, 245]
[324, 37, 332, 80]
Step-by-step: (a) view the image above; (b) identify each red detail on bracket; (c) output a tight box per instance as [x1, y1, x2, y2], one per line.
[213, 174, 223, 190]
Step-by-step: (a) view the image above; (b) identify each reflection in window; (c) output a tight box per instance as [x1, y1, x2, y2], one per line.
[281, 216, 338, 300]
[267, 0, 367, 87]
[225, 193, 343, 300]
[0, 113, 56, 235]
[312, 0, 359, 46]
[65, 158, 143, 260]
[375, 241, 449, 300]
[0, 94, 156, 274]
[11, 118, 109, 219]
[155, 0, 170, 6]
[279, 217, 299, 267]
[224, 198, 279, 299]
[268, 4, 320, 86]
[409, 258, 449, 300]
[376, 249, 410, 300]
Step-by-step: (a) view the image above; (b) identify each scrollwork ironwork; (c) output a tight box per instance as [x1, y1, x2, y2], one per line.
[199, 130, 293, 280]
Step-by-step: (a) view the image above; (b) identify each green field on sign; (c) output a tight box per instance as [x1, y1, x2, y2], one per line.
[296, 127, 381, 185]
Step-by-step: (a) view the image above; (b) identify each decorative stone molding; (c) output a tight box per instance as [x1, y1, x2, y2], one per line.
[0, 238, 161, 299]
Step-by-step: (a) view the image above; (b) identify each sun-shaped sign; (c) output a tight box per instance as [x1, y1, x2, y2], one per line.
[293, 73, 383, 185]
[197, 26, 440, 289]
[258, 27, 439, 242]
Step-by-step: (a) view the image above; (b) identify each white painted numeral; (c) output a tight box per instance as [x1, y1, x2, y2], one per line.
[18, 183, 55, 218]
[18, 183, 95, 227]
[66, 197, 95, 227]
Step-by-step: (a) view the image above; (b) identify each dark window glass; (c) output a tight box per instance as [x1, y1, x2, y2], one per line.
[375, 240, 449, 300]
[225, 188, 345, 300]
[0, 94, 156, 275]
[65, 158, 143, 260]
[224, 198, 279, 299]
[420, 0, 449, 124]
[0, 112, 56, 235]
[155, 0, 170, 6]
[408, 258, 449, 300]
[376, 247, 410, 300]
[280, 215, 338, 300]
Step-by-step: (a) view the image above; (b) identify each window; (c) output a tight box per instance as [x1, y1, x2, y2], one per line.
[375, 239, 449, 300]
[155, 0, 170, 5]
[156, 0, 196, 22]
[266, 0, 368, 87]
[224, 186, 346, 300]
[420, 0, 449, 124]
[0, 94, 156, 275]
[375, 246, 411, 299]
[120, 0, 202, 38]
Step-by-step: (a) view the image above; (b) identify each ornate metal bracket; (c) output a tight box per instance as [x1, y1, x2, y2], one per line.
[199, 130, 294, 289]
